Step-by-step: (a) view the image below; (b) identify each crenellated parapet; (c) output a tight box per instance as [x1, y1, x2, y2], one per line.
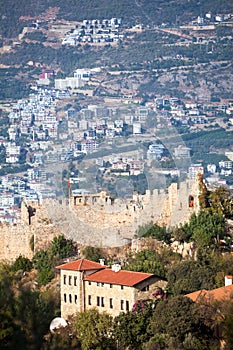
[0, 178, 201, 261]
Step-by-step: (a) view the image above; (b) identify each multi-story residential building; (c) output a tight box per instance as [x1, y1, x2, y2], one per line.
[111, 162, 128, 171]
[0, 192, 15, 207]
[55, 77, 84, 90]
[219, 160, 232, 169]
[77, 140, 99, 154]
[188, 164, 204, 179]
[6, 154, 19, 164]
[57, 258, 167, 319]
[5, 143, 21, 164]
[74, 68, 91, 81]
[207, 164, 217, 174]
[174, 145, 191, 158]
[133, 122, 142, 134]
[128, 160, 144, 176]
[147, 144, 164, 160]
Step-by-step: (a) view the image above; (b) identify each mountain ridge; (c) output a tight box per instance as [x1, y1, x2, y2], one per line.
[1, 0, 233, 38]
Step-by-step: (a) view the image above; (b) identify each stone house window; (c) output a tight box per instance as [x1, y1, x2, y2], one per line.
[110, 298, 113, 309]
[97, 282, 100, 286]
[110, 284, 113, 288]
[74, 276, 77, 286]
[63, 275, 66, 284]
[88, 295, 91, 305]
[88, 281, 91, 285]
[69, 294, 72, 303]
[101, 297, 104, 307]
[121, 285, 124, 290]
[101, 283, 104, 287]
[69, 276, 72, 285]
[97, 296, 100, 306]
[121, 300, 124, 310]
[142, 285, 149, 291]
[126, 300, 129, 311]
[75, 295, 78, 304]
[64, 293, 67, 303]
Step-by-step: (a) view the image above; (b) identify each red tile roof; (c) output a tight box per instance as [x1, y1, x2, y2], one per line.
[186, 284, 233, 302]
[56, 258, 105, 271]
[84, 268, 154, 287]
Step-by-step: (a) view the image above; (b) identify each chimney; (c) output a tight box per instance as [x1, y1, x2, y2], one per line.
[111, 263, 121, 272]
[225, 275, 232, 286]
[99, 259, 105, 266]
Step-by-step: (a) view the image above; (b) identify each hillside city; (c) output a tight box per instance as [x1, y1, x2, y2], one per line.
[0, 1, 233, 349]
[1, 12, 233, 223]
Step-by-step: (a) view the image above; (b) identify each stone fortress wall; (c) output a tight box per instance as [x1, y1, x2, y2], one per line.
[0, 178, 200, 262]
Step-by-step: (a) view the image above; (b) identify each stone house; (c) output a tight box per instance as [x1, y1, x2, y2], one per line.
[56, 258, 167, 319]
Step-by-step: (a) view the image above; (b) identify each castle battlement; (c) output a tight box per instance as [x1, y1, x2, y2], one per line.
[0, 178, 200, 262]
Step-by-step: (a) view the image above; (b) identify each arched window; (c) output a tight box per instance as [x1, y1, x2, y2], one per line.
[189, 195, 194, 207]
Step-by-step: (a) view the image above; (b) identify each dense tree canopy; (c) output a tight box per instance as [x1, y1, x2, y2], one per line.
[0, 261, 59, 349]
[73, 309, 114, 350]
[114, 300, 154, 350]
[32, 235, 76, 285]
[82, 245, 103, 262]
[150, 296, 218, 350]
[124, 248, 180, 278]
[182, 210, 227, 247]
[167, 259, 215, 295]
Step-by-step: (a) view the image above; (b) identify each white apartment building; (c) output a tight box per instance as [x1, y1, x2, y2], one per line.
[188, 164, 204, 179]
[174, 145, 191, 158]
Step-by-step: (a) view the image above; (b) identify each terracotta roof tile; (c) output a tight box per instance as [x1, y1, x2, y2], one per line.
[56, 258, 104, 271]
[56, 258, 164, 286]
[84, 268, 154, 287]
[186, 284, 233, 302]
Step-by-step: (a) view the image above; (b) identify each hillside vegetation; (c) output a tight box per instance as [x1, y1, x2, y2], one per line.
[0, 0, 233, 38]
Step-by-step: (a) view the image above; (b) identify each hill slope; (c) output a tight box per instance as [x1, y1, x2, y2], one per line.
[1, 0, 233, 38]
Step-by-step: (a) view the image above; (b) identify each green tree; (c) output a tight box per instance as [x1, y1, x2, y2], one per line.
[151, 296, 216, 349]
[222, 299, 233, 350]
[32, 236, 76, 285]
[12, 254, 32, 272]
[209, 186, 233, 218]
[114, 300, 154, 350]
[42, 321, 81, 350]
[0, 262, 27, 348]
[183, 211, 226, 247]
[167, 260, 214, 295]
[0, 261, 60, 349]
[50, 235, 75, 259]
[142, 333, 167, 350]
[73, 309, 114, 350]
[15, 288, 60, 350]
[135, 222, 171, 244]
[0, 262, 17, 313]
[0, 310, 26, 349]
[172, 226, 190, 243]
[124, 250, 166, 278]
[82, 246, 103, 262]
[32, 249, 54, 285]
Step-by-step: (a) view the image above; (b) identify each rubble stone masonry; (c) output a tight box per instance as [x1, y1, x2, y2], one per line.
[0, 179, 200, 262]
